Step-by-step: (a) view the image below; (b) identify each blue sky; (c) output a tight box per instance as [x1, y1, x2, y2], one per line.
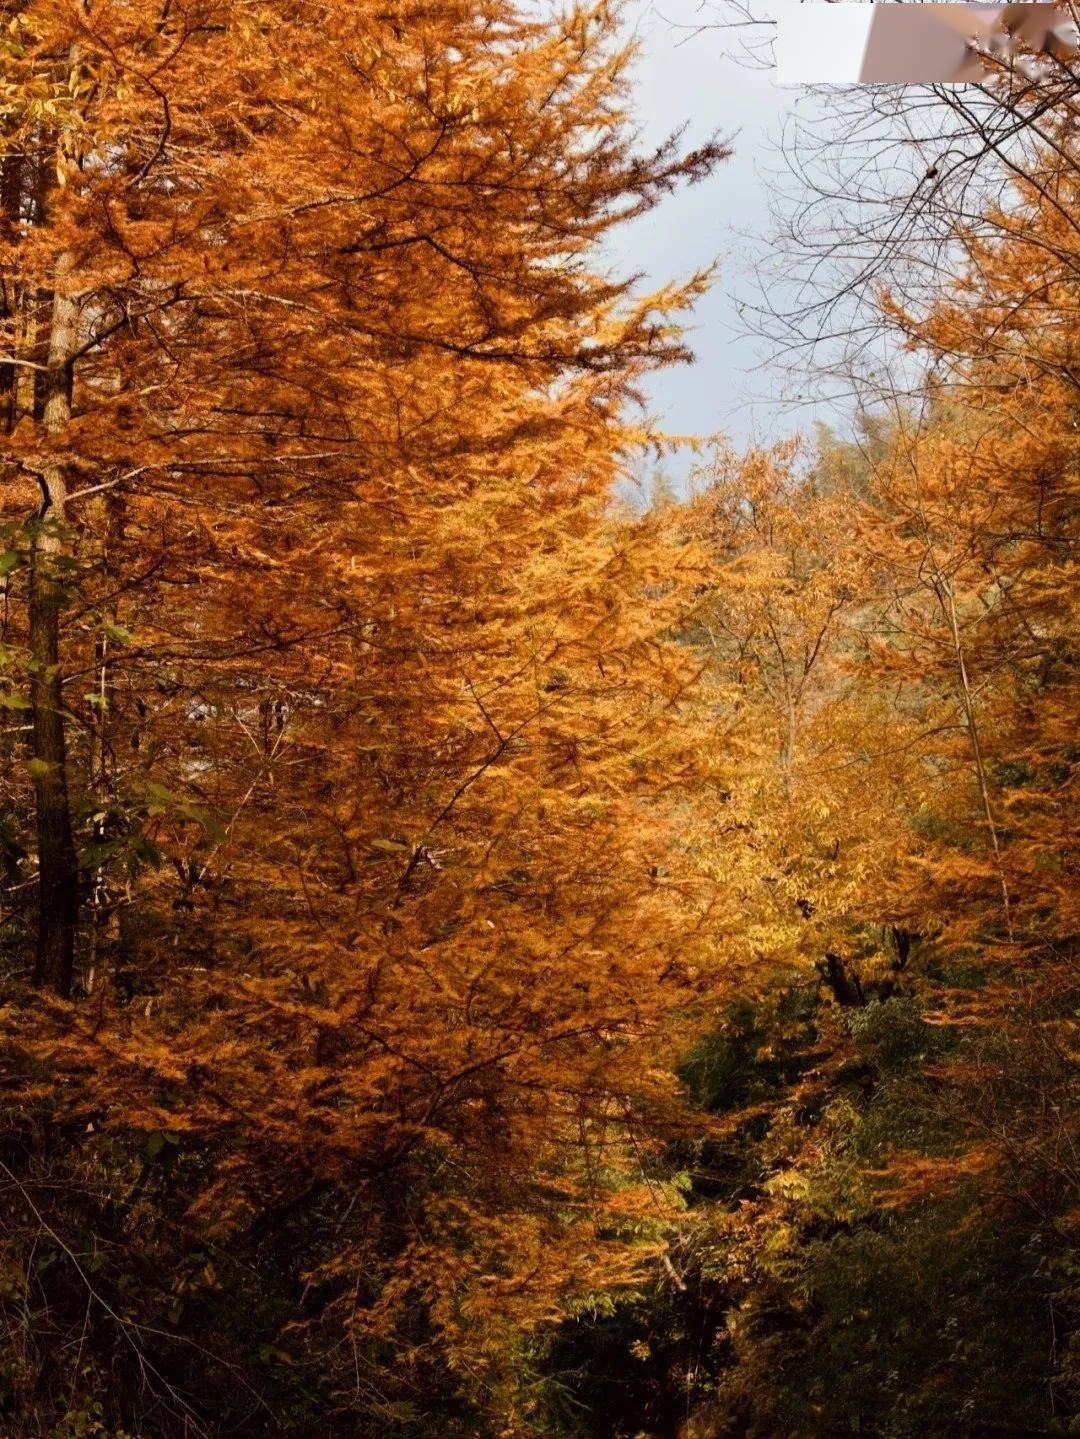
[613, 1, 832, 480]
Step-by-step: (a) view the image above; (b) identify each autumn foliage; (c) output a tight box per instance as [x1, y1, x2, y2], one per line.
[0, 3, 1077, 1437]
[0, 0, 733, 1428]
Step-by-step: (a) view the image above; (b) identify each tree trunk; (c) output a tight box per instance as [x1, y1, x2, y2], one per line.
[29, 271, 80, 997]
[0, 152, 20, 434]
[817, 952, 867, 1007]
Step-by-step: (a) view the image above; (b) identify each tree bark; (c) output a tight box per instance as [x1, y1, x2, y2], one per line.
[0, 152, 20, 434]
[817, 952, 867, 1007]
[29, 269, 80, 997]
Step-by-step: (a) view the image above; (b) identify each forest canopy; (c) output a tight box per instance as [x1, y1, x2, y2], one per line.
[0, 2, 1076, 1436]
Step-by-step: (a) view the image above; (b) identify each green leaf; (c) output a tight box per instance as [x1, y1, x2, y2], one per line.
[131, 837, 163, 872]
[175, 802, 226, 841]
[25, 758, 52, 780]
[143, 1131, 165, 1160]
[80, 836, 124, 867]
[0, 691, 31, 710]
[258, 1344, 294, 1366]
[102, 623, 134, 646]
[0, 551, 20, 577]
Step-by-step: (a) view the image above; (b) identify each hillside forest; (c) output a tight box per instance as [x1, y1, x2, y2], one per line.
[0, 2, 1077, 1436]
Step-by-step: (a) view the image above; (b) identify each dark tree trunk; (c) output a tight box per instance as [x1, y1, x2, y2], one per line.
[28, 532, 79, 996]
[29, 271, 80, 997]
[0, 152, 20, 434]
[817, 952, 867, 1008]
